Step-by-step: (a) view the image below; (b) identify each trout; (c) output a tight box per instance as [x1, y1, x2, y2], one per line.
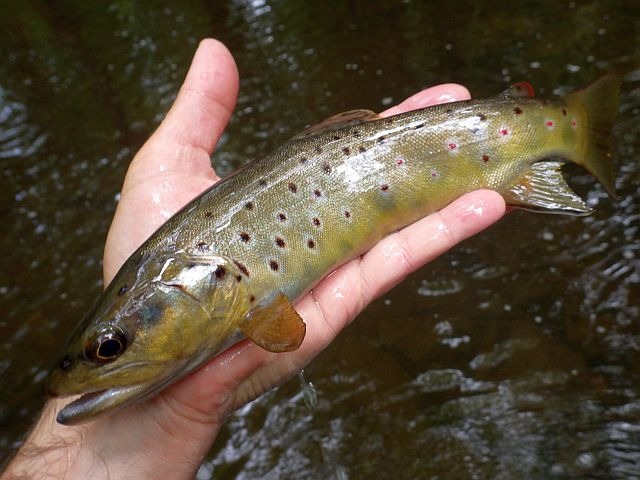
[46, 75, 621, 424]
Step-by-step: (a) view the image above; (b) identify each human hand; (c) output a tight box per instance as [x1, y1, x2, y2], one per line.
[4, 39, 505, 479]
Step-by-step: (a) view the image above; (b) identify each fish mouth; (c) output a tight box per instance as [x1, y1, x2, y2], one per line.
[55, 383, 157, 425]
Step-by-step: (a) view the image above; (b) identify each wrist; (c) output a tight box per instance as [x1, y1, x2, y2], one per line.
[3, 397, 218, 480]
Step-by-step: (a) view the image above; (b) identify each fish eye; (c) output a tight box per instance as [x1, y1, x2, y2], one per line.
[86, 327, 128, 363]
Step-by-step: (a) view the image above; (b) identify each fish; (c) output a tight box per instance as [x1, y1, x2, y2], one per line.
[45, 74, 621, 425]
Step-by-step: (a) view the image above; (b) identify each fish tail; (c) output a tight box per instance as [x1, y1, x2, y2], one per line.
[567, 73, 622, 199]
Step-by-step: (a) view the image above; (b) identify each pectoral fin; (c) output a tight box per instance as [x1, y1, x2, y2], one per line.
[504, 161, 593, 215]
[241, 293, 306, 352]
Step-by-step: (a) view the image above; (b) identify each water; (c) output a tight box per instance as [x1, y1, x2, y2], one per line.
[1, 1, 639, 478]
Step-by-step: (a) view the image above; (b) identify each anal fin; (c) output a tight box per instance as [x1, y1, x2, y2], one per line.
[240, 293, 306, 352]
[504, 161, 593, 216]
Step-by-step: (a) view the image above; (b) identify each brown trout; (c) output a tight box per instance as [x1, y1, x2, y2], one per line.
[46, 75, 621, 424]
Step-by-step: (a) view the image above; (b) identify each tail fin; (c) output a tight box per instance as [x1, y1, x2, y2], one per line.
[567, 73, 622, 199]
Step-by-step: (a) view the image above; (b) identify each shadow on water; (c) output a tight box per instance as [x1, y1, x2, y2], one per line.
[1, 1, 639, 478]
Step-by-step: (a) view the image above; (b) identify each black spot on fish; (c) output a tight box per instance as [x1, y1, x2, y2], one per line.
[413, 122, 426, 129]
[197, 241, 208, 250]
[118, 284, 128, 296]
[277, 212, 287, 222]
[233, 259, 250, 277]
[323, 163, 332, 174]
[478, 113, 487, 122]
[342, 147, 351, 155]
[562, 108, 567, 116]
[250, 295, 256, 303]
[240, 232, 251, 242]
[299, 157, 308, 165]
[245, 201, 254, 210]
[235, 275, 242, 282]
[352, 130, 361, 137]
[269, 260, 279, 271]
[380, 184, 389, 192]
[312, 217, 321, 227]
[315, 145, 323, 154]
[514, 107, 523, 115]
[259, 179, 267, 186]
[59, 355, 73, 371]
[344, 210, 351, 218]
[275, 237, 286, 248]
[470, 127, 481, 135]
[377, 135, 386, 144]
[314, 189, 322, 198]
[358, 146, 367, 153]
[445, 108, 453, 114]
[307, 239, 316, 249]
[332, 134, 341, 141]
[205, 211, 213, 218]
[214, 266, 226, 279]
[288, 182, 298, 193]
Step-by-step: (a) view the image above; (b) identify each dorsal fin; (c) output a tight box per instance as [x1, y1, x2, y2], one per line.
[291, 109, 380, 140]
[498, 81, 535, 99]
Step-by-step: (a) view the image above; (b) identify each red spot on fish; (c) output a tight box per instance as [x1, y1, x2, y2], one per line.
[546, 120, 554, 127]
[430, 169, 439, 178]
[572, 119, 577, 127]
[448, 142, 457, 150]
[380, 184, 389, 192]
[482, 154, 490, 163]
[396, 158, 405, 166]
[500, 128, 509, 136]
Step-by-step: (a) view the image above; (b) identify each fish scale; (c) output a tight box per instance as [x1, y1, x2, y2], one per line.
[44, 74, 621, 424]
[167, 99, 572, 301]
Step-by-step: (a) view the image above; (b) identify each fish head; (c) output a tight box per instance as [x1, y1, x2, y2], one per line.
[45, 251, 251, 425]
